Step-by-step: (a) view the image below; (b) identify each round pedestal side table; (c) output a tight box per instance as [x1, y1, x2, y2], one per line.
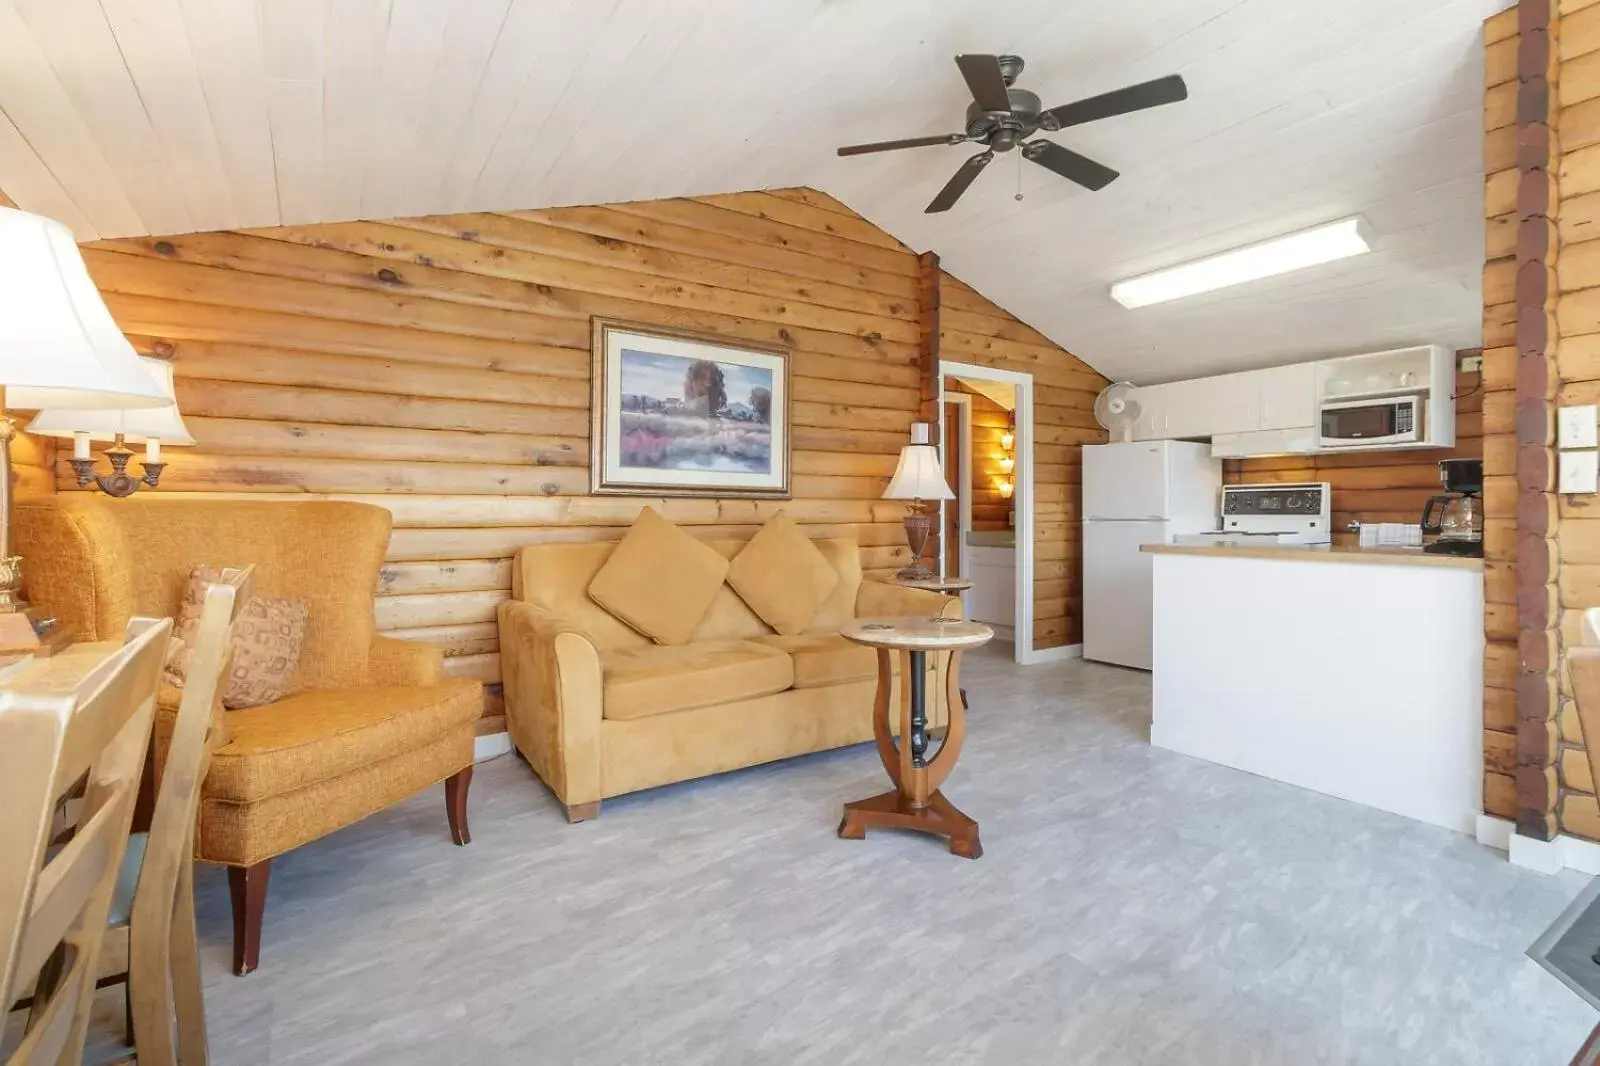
[885, 574, 975, 596]
[837, 616, 994, 859]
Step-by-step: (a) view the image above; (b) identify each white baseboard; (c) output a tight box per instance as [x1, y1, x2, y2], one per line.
[474, 731, 513, 761]
[1019, 643, 1082, 665]
[1476, 814, 1600, 875]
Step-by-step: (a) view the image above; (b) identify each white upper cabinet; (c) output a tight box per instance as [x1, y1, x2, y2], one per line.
[1256, 363, 1317, 431]
[1124, 349, 1446, 457]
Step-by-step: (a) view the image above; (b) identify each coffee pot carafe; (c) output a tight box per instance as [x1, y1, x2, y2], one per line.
[1420, 458, 1483, 557]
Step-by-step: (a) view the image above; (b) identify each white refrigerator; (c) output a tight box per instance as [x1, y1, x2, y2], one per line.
[1082, 440, 1220, 670]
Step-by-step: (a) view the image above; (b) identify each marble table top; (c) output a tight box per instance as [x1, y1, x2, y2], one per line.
[1529, 873, 1600, 1013]
[841, 616, 994, 651]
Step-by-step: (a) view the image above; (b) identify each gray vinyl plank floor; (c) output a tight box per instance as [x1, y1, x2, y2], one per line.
[112, 650, 1600, 1063]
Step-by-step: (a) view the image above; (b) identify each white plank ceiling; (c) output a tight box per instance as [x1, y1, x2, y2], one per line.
[0, 0, 1505, 382]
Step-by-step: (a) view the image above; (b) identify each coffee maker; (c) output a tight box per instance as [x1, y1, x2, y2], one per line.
[1420, 458, 1483, 557]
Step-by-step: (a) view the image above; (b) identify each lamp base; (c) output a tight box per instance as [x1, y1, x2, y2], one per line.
[898, 506, 937, 582]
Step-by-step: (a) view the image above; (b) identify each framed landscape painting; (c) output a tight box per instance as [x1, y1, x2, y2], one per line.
[590, 318, 791, 498]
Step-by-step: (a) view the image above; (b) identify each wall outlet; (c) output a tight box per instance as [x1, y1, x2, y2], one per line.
[1560, 450, 1600, 494]
[1560, 405, 1600, 449]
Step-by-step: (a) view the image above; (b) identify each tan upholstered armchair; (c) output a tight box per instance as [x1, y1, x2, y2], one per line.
[16, 496, 483, 974]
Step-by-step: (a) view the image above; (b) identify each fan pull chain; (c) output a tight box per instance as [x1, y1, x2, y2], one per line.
[1014, 151, 1024, 202]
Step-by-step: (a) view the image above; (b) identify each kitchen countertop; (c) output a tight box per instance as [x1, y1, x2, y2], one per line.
[1141, 541, 1483, 571]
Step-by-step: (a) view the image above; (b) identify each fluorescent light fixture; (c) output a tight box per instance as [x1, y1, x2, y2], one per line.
[1109, 216, 1373, 309]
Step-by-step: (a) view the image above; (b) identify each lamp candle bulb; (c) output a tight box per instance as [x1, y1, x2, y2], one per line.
[72, 431, 90, 460]
[145, 437, 160, 464]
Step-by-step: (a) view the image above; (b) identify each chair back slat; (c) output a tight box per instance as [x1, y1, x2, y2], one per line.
[0, 618, 171, 1066]
[15, 800, 123, 981]
[8, 944, 79, 1063]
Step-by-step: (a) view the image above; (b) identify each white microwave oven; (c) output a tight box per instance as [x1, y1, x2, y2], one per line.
[1319, 394, 1423, 448]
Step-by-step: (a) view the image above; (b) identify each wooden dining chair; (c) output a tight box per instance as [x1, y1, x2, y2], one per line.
[98, 567, 251, 1066]
[0, 617, 171, 1065]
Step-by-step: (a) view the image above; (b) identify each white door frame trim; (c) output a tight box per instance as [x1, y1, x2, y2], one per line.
[939, 361, 1038, 664]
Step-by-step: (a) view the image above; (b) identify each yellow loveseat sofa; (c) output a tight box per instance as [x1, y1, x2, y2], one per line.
[15, 495, 483, 974]
[499, 533, 960, 821]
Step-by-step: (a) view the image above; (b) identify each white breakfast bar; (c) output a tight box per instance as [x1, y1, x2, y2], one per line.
[1141, 542, 1485, 834]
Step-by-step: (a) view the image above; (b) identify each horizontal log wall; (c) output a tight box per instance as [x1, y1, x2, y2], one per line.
[72, 187, 1104, 727]
[1551, 0, 1600, 840]
[939, 274, 1107, 646]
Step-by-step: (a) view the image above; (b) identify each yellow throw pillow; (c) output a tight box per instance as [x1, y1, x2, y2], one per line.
[726, 513, 839, 636]
[587, 508, 730, 645]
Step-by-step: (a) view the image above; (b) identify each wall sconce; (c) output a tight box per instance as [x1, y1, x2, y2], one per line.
[1000, 429, 1015, 451]
[28, 356, 194, 497]
[998, 479, 1014, 499]
[998, 455, 1015, 474]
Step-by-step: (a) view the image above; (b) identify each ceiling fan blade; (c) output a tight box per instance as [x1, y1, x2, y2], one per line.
[926, 151, 994, 213]
[1042, 74, 1188, 131]
[1023, 141, 1119, 191]
[955, 54, 1013, 112]
[837, 134, 965, 157]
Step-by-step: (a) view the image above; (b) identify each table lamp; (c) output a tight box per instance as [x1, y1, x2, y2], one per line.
[883, 422, 955, 581]
[28, 355, 195, 496]
[0, 206, 168, 649]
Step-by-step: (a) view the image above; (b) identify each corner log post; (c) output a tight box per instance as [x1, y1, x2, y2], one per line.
[1514, 0, 1559, 842]
[917, 250, 942, 565]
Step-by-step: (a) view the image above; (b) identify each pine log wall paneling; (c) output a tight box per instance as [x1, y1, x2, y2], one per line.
[938, 274, 1108, 647]
[68, 188, 1104, 729]
[945, 381, 1014, 532]
[1223, 353, 1483, 538]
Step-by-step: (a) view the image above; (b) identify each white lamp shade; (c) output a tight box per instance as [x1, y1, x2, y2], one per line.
[0, 207, 168, 410]
[883, 444, 955, 501]
[27, 357, 195, 444]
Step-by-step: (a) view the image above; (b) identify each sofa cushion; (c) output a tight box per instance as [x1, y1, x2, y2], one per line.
[587, 508, 730, 645]
[757, 633, 878, 688]
[600, 640, 794, 720]
[202, 681, 482, 802]
[726, 513, 839, 636]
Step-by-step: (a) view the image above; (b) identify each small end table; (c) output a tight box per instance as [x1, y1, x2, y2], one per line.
[885, 574, 975, 596]
[837, 616, 993, 858]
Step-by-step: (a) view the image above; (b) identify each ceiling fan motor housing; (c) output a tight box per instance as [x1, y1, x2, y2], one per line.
[965, 89, 1044, 151]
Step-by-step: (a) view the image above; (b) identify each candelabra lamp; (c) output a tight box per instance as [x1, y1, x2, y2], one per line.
[0, 206, 169, 651]
[30, 356, 193, 498]
[882, 422, 955, 582]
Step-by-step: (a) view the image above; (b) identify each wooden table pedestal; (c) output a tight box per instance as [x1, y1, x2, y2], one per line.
[837, 618, 993, 859]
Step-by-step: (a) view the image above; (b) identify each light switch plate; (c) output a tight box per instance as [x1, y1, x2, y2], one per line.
[1560, 450, 1600, 494]
[1559, 404, 1599, 449]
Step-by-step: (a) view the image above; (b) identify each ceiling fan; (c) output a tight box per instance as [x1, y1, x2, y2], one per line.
[836, 54, 1188, 213]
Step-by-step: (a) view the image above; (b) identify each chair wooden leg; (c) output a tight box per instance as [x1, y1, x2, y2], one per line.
[445, 767, 472, 845]
[564, 801, 600, 823]
[171, 859, 209, 1063]
[227, 861, 270, 976]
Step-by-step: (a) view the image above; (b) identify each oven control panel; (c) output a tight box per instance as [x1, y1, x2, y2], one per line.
[1219, 482, 1332, 540]
[1222, 484, 1329, 518]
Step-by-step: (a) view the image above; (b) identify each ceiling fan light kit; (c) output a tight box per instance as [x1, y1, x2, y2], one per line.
[836, 54, 1188, 213]
[1109, 216, 1374, 309]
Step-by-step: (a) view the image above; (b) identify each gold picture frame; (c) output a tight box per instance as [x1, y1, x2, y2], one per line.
[590, 317, 792, 498]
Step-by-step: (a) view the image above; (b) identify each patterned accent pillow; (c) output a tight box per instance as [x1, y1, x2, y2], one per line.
[165, 565, 310, 710]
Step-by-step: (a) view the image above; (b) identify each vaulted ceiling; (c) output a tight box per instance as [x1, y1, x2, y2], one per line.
[0, 0, 1503, 383]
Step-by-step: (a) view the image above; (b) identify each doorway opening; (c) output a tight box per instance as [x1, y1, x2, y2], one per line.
[938, 362, 1036, 663]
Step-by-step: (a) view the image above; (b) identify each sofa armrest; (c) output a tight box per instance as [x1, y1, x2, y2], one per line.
[497, 601, 604, 810]
[855, 580, 964, 620]
[367, 635, 444, 686]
